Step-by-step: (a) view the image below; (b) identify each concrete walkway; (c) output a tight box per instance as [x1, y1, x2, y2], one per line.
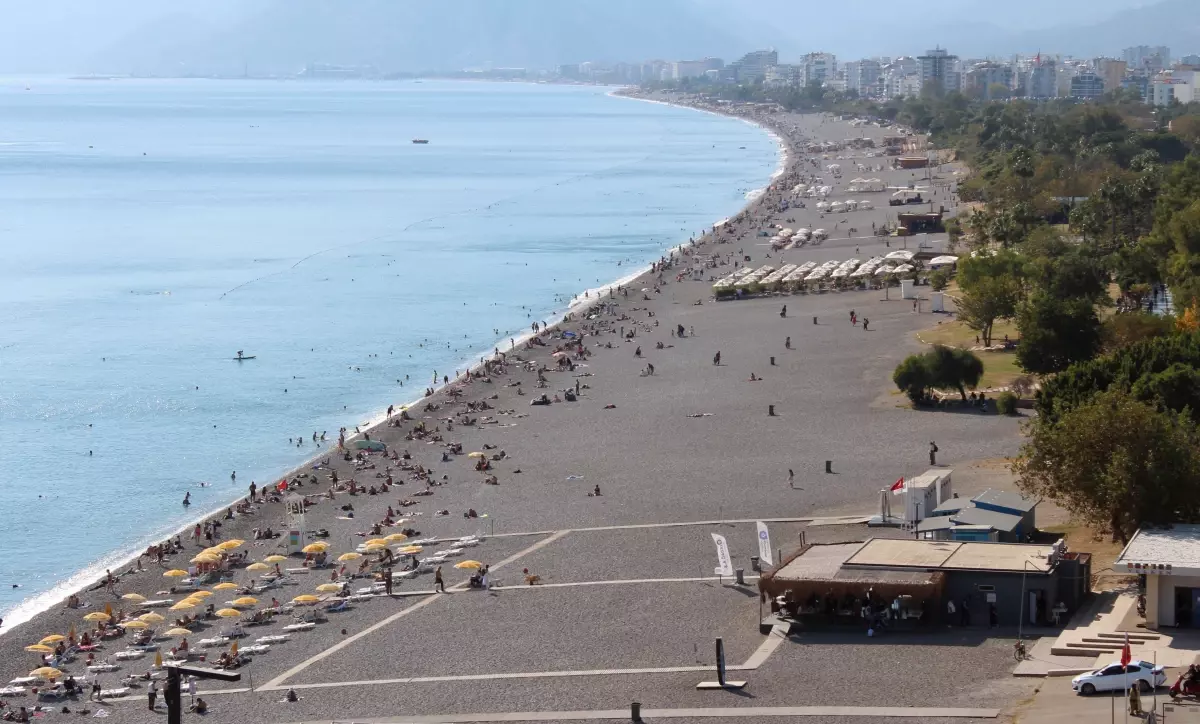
[285, 705, 1003, 723]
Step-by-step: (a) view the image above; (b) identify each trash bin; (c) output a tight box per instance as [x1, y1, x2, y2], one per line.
[750, 556, 761, 572]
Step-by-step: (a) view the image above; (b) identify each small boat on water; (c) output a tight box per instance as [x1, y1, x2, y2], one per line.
[234, 351, 256, 361]
[412, 139, 429, 144]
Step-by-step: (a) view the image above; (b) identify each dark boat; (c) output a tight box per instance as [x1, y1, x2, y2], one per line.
[234, 351, 256, 361]
[412, 139, 429, 144]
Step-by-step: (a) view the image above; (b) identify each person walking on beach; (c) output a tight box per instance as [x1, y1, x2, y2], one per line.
[249, 481, 257, 501]
[862, 318, 869, 331]
[785, 336, 791, 350]
[929, 442, 938, 466]
[780, 304, 787, 318]
[788, 469, 795, 488]
[850, 310, 856, 325]
[383, 567, 393, 596]
[713, 351, 721, 366]
[434, 566, 445, 593]
[148, 679, 158, 710]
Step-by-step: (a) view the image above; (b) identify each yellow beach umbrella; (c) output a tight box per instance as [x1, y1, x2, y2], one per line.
[25, 644, 54, 653]
[190, 591, 213, 598]
[292, 595, 319, 605]
[154, 651, 163, 668]
[139, 613, 165, 624]
[169, 601, 196, 611]
[201, 547, 225, 556]
[384, 533, 408, 543]
[215, 608, 242, 618]
[121, 593, 147, 603]
[39, 635, 66, 645]
[301, 543, 328, 554]
[231, 597, 257, 607]
[216, 539, 244, 551]
[212, 582, 238, 591]
[246, 562, 269, 571]
[398, 545, 423, 554]
[122, 620, 149, 630]
[163, 569, 188, 578]
[30, 667, 63, 680]
[454, 560, 482, 570]
[363, 544, 384, 553]
[337, 552, 362, 562]
[364, 539, 388, 548]
[83, 612, 111, 622]
[264, 555, 287, 563]
[164, 627, 192, 637]
[467, 451, 486, 458]
[316, 583, 343, 593]
[191, 554, 221, 564]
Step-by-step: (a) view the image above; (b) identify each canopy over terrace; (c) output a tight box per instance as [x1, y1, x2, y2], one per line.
[760, 542, 945, 605]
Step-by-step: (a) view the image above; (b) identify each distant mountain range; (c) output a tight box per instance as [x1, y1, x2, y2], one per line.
[91, 0, 1200, 76]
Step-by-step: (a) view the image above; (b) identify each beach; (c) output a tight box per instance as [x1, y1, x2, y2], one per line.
[0, 96, 1032, 723]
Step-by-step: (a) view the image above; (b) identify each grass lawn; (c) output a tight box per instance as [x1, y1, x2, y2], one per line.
[917, 317, 1024, 390]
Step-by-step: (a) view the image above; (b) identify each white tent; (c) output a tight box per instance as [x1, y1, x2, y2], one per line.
[884, 250, 914, 262]
[928, 255, 959, 269]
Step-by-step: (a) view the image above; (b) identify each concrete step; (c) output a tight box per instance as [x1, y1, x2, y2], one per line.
[1081, 637, 1144, 646]
[1047, 668, 1093, 677]
[1095, 631, 1161, 641]
[1065, 642, 1122, 651]
[1051, 646, 1110, 658]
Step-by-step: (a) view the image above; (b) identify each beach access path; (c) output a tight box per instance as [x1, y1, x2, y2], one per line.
[0, 105, 1034, 723]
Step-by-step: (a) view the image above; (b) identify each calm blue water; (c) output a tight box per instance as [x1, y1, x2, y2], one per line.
[0, 79, 777, 626]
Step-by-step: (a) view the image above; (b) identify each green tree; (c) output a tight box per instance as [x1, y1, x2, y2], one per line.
[927, 345, 984, 400]
[893, 354, 933, 404]
[929, 269, 951, 291]
[955, 275, 1022, 347]
[1016, 294, 1103, 374]
[1014, 388, 1200, 543]
[1101, 313, 1174, 353]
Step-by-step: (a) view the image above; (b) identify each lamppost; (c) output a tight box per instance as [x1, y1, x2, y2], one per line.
[1017, 559, 1039, 643]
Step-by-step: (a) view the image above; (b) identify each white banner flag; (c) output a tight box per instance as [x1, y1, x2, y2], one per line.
[712, 533, 734, 576]
[756, 521, 773, 566]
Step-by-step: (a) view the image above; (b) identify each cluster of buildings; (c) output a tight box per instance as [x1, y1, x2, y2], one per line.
[559, 44, 1200, 107]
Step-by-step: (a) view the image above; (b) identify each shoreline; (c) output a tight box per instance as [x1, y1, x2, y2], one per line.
[0, 87, 790, 636]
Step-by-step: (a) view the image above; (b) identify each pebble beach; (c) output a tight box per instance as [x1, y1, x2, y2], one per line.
[0, 94, 1031, 723]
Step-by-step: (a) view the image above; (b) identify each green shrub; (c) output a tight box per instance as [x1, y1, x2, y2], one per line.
[996, 391, 1018, 415]
[929, 269, 951, 292]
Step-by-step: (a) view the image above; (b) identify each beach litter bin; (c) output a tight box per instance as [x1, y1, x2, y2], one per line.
[750, 556, 761, 572]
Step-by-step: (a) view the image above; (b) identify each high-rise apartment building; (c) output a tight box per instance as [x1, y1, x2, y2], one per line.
[1124, 45, 1170, 73]
[917, 48, 961, 94]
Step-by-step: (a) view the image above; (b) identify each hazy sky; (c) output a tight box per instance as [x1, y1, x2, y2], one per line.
[0, 0, 1167, 74]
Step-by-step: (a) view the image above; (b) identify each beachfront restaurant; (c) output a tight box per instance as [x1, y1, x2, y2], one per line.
[761, 538, 1090, 628]
[1114, 525, 1200, 629]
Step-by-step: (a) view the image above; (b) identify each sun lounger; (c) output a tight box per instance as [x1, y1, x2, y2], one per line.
[143, 599, 174, 608]
[255, 635, 291, 644]
[285, 567, 310, 575]
[99, 687, 130, 698]
[282, 622, 316, 632]
[238, 644, 270, 655]
[0, 686, 26, 696]
[113, 650, 146, 660]
[392, 570, 417, 580]
[88, 663, 121, 673]
[197, 637, 230, 648]
[9, 677, 38, 686]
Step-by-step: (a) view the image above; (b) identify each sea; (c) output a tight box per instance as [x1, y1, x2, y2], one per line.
[0, 78, 779, 629]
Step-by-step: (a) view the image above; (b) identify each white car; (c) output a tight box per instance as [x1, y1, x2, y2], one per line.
[1072, 660, 1166, 695]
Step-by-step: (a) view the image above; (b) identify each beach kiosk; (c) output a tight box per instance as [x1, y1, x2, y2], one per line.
[286, 494, 308, 555]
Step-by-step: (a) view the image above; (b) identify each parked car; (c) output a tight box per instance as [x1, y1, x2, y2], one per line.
[1072, 660, 1167, 695]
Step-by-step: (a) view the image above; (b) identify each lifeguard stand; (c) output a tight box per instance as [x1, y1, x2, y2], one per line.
[285, 494, 307, 555]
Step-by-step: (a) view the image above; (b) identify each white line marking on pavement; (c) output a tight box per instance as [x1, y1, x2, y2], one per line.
[285, 705, 1001, 723]
[490, 575, 759, 591]
[258, 530, 570, 690]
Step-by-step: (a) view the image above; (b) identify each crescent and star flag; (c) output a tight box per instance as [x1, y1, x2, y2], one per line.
[1120, 633, 1131, 667]
[890, 477, 905, 494]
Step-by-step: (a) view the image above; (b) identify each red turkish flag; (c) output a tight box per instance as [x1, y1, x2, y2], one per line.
[1120, 633, 1131, 667]
[890, 477, 905, 494]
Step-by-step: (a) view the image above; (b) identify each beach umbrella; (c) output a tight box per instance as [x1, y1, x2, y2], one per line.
[212, 582, 238, 591]
[217, 539, 245, 550]
[121, 593, 147, 603]
[105, 603, 113, 617]
[139, 613, 165, 624]
[467, 452, 486, 458]
[164, 628, 192, 637]
[163, 569, 189, 578]
[316, 583, 343, 593]
[154, 651, 163, 668]
[337, 553, 362, 562]
[384, 533, 408, 543]
[398, 546, 423, 554]
[364, 539, 388, 547]
[292, 595, 319, 605]
[169, 601, 196, 611]
[215, 608, 242, 618]
[83, 612, 111, 622]
[454, 560, 482, 570]
[191, 554, 221, 564]
[363, 544, 385, 553]
[29, 667, 63, 680]
[39, 635, 66, 645]
[246, 562, 269, 571]
[231, 597, 258, 607]
[201, 547, 225, 556]
[301, 543, 328, 554]
[264, 555, 287, 563]
[25, 644, 54, 653]
[190, 591, 213, 598]
[122, 620, 149, 630]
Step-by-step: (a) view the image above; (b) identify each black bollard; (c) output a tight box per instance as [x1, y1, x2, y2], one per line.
[735, 568, 745, 585]
[768, 404, 776, 416]
[770, 356, 776, 366]
[825, 460, 833, 474]
[813, 316, 818, 325]
[631, 702, 642, 722]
